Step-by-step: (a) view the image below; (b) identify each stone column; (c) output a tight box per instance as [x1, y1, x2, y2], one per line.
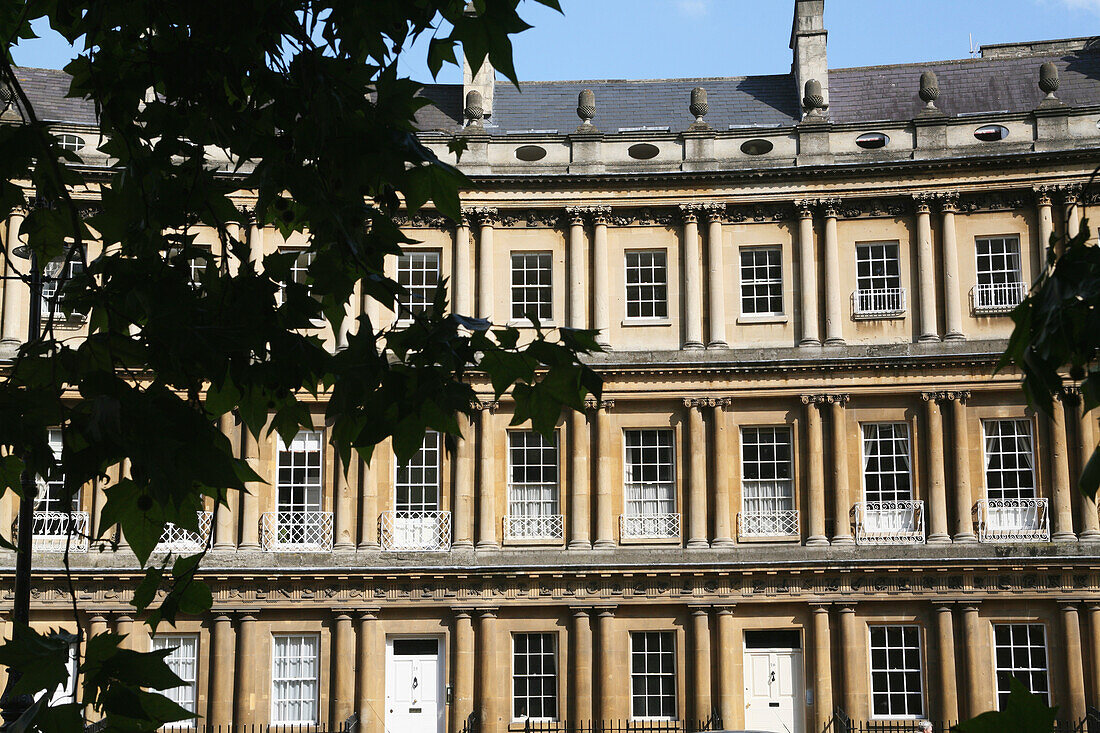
[705, 204, 728, 348]
[332, 612, 355, 722]
[829, 395, 853, 545]
[1088, 605, 1100, 708]
[681, 204, 704, 349]
[1063, 603, 1087, 723]
[961, 604, 987, 718]
[593, 400, 616, 548]
[239, 427, 261, 549]
[234, 613, 258, 726]
[811, 605, 833, 733]
[476, 401, 499, 550]
[686, 399, 709, 548]
[566, 207, 587, 330]
[570, 609, 594, 723]
[568, 409, 592, 550]
[115, 614, 135, 649]
[914, 194, 939, 342]
[452, 610, 475, 733]
[1050, 392, 1077, 542]
[1064, 187, 1082, 240]
[1, 208, 27, 345]
[1074, 390, 1100, 540]
[248, 215, 264, 269]
[591, 207, 611, 347]
[596, 608, 616, 723]
[948, 392, 977, 542]
[333, 450, 355, 550]
[358, 454, 379, 550]
[356, 609, 382, 727]
[934, 603, 959, 721]
[1037, 187, 1056, 266]
[838, 605, 859, 716]
[802, 396, 828, 546]
[478, 609, 502, 730]
[796, 200, 820, 346]
[88, 613, 110, 639]
[214, 413, 238, 550]
[453, 412, 475, 549]
[474, 208, 496, 320]
[922, 393, 951, 543]
[337, 280, 359, 350]
[715, 607, 738, 727]
[453, 212, 473, 316]
[712, 400, 735, 547]
[821, 200, 845, 345]
[940, 193, 965, 341]
[209, 613, 235, 726]
[691, 607, 712, 721]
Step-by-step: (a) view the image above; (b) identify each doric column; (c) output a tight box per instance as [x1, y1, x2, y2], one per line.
[333, 449, 355, 550]
[828, 395, 853, 545]
[478, 609, 503, 730]
[233, 613, 258, 726]
[356, 609, 382, 728]
[570, 609, 594, 722]
[568, 408, 592, 550]
[453, 412, 475, 549]
[453, 211, 473, 316]
[358, 453, 378, 550]
[596, 607, 616, 723]
[837, 605, 859, 716]
[452, 609, 475, 733]
[590, 206, 611, 347]
[1063, 603, 1087, 722]
[821, 200, 845, 345]
[209, 613, 235, 726]
[115, 614, 135, 650]
[947, 392, 977, 542]
[566, 207, 587, 330]
[213, 413, 237, 550]
[1073, 388, 1100, 540]
[475, 401, 499, 550]
[712, 399, 735, 547]
[691, 606, 712, 721]
[715, 607, 738, 727]
[337, 280, 359, 350]
[473, 207, 497, 320]
[914, 193, 939, 342]
[680, 204, 705, 349]
[934, 603, 959, 721]
[239, 427, 261, 549]
[1036, 187, 1056, 265]
[802, 396, 829, 546]
[811, 604, 833, 733]
[685, 398, 709, 548]
[88, 613, 110, 639]
[796, 200, 821, 346]
[332, 612, 355, 721]
[961, 604, 987, 717]
[1, 208, 27, 344]
[922, 393, 951, 543]
[1087, 605, 1100, 707]
[704, 204, 728, 348]
[940, 193, 965, 341]
[247, 214, 264, 268]
[1051, 392, 1077, 542]
[592, 400, 616, 548]
[1064, 186, 1082, 240]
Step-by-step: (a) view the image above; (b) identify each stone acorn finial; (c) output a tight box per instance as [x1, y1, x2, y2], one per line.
[1039, 61, 1060, 98]
[689, 87, 708, 123]
[464, 90, 484, 127]
[919, 70, 940, 109]
[802, 79, 826, 115]
[577, 89, 596, 127]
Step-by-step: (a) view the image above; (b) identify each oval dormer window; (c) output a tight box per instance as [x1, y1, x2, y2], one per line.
[974, 124, 1009, 142]
[855, 132, 889, 149]
[514, 145, 547, 162]
[740, 138, 773, 156]
[55, 133, 85, 152]
[627, 143, 660, 160]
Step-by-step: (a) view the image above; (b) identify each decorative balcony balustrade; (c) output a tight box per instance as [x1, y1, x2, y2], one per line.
[619, 512, 681, 540]
[852, 288, 906, 319]
[379, 510, 451, 552]
[977, 498, 1049, 543]
[972, 281, 1027, 314]
[155, 511, 213, 553]
[29, 511, 90, 553]
[853, 500, 925, 545]
[504, 514, 565, 541]
[737, 509, 799, 539]
[260, 511, 333, 552]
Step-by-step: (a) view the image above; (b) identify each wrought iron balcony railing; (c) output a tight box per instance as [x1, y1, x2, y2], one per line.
[852, 288, 906, 319]
[504, 513, 565, 541]
[155, 511, 213, 553]
[260, 511, 333, 552]
[853, 500, 925, 545]
[737, 509, 799, 539]
[29, 511, 90, 553]
[379, 510, 451, 552]
[972, 281, 1027, 314]
[977, 498, 1049, 543]
[619, 512, 680, 540]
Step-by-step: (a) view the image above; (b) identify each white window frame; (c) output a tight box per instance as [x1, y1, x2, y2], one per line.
[276, 430, 323, 514]
[507, 431, 559, 518]
[275, 248, 315, 307]
[739, 246, 784, 317]
[510, 252, 553, 323]
[151, 634, 199, 725]
[271, 633, 320, 725]
[854, 241, 905, 318]
[981, 419, 1036, 501]
[41, 253, 86, 320]
[394, 431, 441, 513]
[868, 625, 925, 720]
[993, 623, 1050, 709]
[511, 632, 559, 722]
[629, 631, 677, 721]
[623, 429, 676, 517]
[396, 249, 441, 321]
[740, 426, 796, 534]
[37, 428, 77, 513]
[974, 235, 1026, 313]
[860, 423, 913, 503]
[624, 250, 669, 321]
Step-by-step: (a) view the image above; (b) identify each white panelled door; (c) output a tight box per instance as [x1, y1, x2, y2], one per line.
[385, 638, 443, 733]
[744, 648, 804, 733]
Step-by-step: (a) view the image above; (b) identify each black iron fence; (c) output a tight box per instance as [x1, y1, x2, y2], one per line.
[461, 715, 723, 733]
[85, 722, 356, 733]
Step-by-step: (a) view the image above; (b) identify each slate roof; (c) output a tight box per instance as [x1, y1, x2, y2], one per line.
[12, 66, 96, 125]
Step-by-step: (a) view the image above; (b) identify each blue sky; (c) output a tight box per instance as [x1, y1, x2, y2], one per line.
[12, 0, 1100, 82]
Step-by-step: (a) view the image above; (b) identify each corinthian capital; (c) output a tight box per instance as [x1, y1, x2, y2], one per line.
[468, 206, 498, 225]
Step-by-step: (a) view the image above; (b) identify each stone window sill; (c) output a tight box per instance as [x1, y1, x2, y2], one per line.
[506, 319, 558, 329]
[622, 318, 672, 327]
[737, 314, 788, 325]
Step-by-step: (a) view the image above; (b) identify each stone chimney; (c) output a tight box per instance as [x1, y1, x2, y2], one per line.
[461, 3, 495, 118]
[790, 0, 828, 114]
